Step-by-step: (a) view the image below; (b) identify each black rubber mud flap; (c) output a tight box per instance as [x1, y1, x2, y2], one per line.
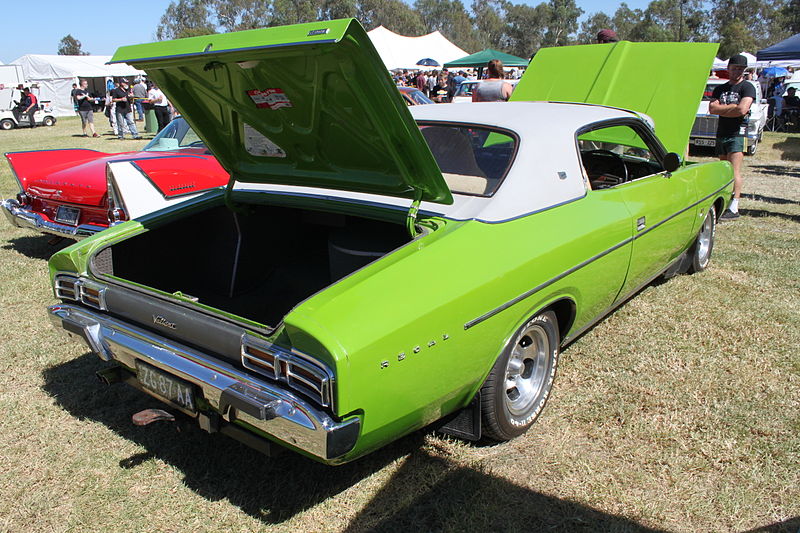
[435, 393, 482, 441]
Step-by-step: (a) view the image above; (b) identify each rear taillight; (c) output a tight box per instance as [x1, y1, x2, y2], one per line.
[106, 164, 129, 224]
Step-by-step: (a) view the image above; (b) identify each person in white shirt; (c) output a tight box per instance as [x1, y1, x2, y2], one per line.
[147, 83, 172, 132]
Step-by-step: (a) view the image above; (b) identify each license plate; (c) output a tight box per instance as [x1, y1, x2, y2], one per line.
[694, 138, 716, 147]
[135, 360, 196, 412]
[54, 205, 80, 225]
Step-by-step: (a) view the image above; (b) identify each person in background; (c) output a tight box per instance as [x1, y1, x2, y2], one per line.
[784, 87, 800, 109]
[708, 54, 755, 221]
[132, 78, 148, 121]
[453, 70, 466, 91]
[147, 82, 171, 132]
[74, 79, 99, 137]
[426, 70, 436, 97]
[21, 88, 38, 127]
[415, 70, 426, 93]
[472, 59, 513, 102]
[597, 29, 619, 43]
[70, 83, 79, 112]
[111, 78, 141, 140]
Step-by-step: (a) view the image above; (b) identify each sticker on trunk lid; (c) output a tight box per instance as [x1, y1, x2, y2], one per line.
[246, 88, 293, 110]
[243, 123, 287, 158]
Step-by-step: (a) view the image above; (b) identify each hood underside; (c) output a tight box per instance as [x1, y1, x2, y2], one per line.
[512, 41, 718, 155]
[110, 19, 453, 205]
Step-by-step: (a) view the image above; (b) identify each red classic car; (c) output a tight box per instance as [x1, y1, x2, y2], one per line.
[2, 118, 228, 240]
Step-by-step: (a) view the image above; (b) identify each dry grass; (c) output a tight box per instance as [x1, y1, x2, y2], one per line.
[0, 118, 798, 532]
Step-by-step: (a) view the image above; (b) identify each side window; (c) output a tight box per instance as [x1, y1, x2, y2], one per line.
[577, 124, 664, 190]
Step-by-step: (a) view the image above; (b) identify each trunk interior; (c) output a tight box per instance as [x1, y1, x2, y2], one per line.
[93, 203, 411, 327]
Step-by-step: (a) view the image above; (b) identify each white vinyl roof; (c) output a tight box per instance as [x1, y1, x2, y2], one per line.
[234, 102, 644, 223]
[367, 26, 469, 70]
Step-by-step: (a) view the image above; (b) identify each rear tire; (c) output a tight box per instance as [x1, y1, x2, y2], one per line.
[746, 140, 757, 156]
[480, 311, 560, 441]
[688, 205, 716, 273]
[0, 119, 14, 130]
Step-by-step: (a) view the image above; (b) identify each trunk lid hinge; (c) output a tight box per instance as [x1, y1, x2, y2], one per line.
[224, 179, 250, 214]
[406, 190, 423, 238]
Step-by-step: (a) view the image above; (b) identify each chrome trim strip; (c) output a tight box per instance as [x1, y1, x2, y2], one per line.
[1, 198, 105, 239]
[47, 304, 359, 462]
[464, 180, 732, 330]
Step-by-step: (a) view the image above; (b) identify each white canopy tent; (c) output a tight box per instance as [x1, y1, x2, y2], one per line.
[712, 52, 800, 70]
[10, 55, 144, 116]
[366, 26, 469, 71]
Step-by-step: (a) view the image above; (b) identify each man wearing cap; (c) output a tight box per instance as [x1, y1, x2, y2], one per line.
[709, 54, 755, 220]
[111, 78, 141, 140]
[597, 29, 619, 44]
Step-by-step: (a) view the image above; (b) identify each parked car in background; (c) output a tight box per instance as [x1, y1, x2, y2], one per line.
[398, 86, 434, 106]
[452, 79, 520, 103]
[689, 78, 767, 155]
[47, 20, 731, 465]
[2, 117, 228, 239]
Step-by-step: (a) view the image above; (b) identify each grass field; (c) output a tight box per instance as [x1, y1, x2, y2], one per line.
[0, 116, 798, 532]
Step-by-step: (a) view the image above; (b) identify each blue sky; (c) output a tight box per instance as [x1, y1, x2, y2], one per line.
[1, 0, 649, 64]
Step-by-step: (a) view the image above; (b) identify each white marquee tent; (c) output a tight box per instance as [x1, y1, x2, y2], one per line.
[10, 54, 144, 116]
[366, 26, 469, 71]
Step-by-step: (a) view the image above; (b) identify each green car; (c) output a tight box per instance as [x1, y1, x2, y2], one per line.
[46, 19, 732, 464]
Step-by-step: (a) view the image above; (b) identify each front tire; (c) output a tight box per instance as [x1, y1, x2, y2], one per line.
[746, 139, 757, 156]
[688, 205, 716, 273]
[0, 119, 14, 130]
[43, 116, 55, 127]
[480, 311, 560, 441]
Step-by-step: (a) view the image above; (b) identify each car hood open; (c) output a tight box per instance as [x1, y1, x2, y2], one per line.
[512, 41, 718, 155]
[110, 19, 453, 205]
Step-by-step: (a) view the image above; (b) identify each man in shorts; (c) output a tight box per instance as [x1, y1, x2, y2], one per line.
[709, 54, 755, 220]
[74, 79, 99, 137]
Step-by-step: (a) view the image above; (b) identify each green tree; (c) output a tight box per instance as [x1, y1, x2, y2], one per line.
[471, 0, 507, 49]
[611, 3, 644, 40]
[212, 0, 272, 32]
[156, 0, 215, 40]
[717, 19, 757, 57]
[414, 0, 480, 51]
[357, 0, 425, 34]
[503, 2, 549, 58]
[542, 0, 583, 46]
[784, 0, 800, 32]
[58, 34, 89, 55]
[578, 12, 613, 43]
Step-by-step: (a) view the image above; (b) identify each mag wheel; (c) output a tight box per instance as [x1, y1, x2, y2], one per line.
[481, 311, 560, 441]
[689, 205, 716, 273]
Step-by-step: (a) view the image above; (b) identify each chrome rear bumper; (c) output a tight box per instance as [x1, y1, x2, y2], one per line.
[47, 304, 360, 463]
[1, 198, 105, 239]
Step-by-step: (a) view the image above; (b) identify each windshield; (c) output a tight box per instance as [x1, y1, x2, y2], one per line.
[454, 82, 477, 98]
[418, 124, 516, 197]
[143, 117, 207, 152]
[405, 89, 434, 105]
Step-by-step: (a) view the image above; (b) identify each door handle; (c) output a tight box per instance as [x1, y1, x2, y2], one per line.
[637, 216, 646, 232]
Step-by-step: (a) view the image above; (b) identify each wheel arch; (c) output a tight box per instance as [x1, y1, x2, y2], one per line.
[540, 297, 576, 341]
[713, 196, 726, 221]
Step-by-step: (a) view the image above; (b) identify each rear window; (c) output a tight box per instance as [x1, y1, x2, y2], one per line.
[418, 124, 516, 197]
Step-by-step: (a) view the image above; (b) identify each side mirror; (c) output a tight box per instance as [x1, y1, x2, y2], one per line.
[663, 152, 682, 173]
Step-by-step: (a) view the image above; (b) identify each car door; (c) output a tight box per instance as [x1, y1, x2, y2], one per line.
[578, 121, 698, 298]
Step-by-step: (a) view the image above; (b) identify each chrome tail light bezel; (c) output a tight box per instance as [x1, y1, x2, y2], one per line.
[53, 274, 107, 311]
[241, 334, 334, 410]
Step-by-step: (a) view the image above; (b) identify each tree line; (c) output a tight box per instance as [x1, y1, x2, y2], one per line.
[153, 0, 797, 60]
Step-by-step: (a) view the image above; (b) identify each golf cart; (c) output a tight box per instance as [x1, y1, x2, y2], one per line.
[0, 106, 57, 130]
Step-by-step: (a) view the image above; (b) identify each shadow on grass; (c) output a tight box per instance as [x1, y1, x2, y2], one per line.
[742, 516, 800, 533]
[1, 235, 72, 260]
[749, 164, 800, 178]
[740, 208, 800, 223]
[42, 353, 664, 531]
[772, 136, 800, 161]
[741, 193, 800, 206]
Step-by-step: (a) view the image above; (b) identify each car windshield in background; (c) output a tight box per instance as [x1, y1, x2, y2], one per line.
[454, 82, 477, 98]
[143, 118, 206, 152]
[406, 89, 434, 105]
[418, 124, 516, 197]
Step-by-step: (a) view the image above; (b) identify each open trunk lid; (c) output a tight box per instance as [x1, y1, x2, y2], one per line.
[512, 41, 718, 156]
[110, 18, 453, 205]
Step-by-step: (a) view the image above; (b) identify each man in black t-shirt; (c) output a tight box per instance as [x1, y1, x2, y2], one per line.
[111, 78, 141, 140]
[709, 54, 755, 220]
[74, 79, 98, 137]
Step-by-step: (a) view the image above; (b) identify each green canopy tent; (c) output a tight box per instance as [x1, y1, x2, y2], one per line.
[443, 49, 530, 69]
